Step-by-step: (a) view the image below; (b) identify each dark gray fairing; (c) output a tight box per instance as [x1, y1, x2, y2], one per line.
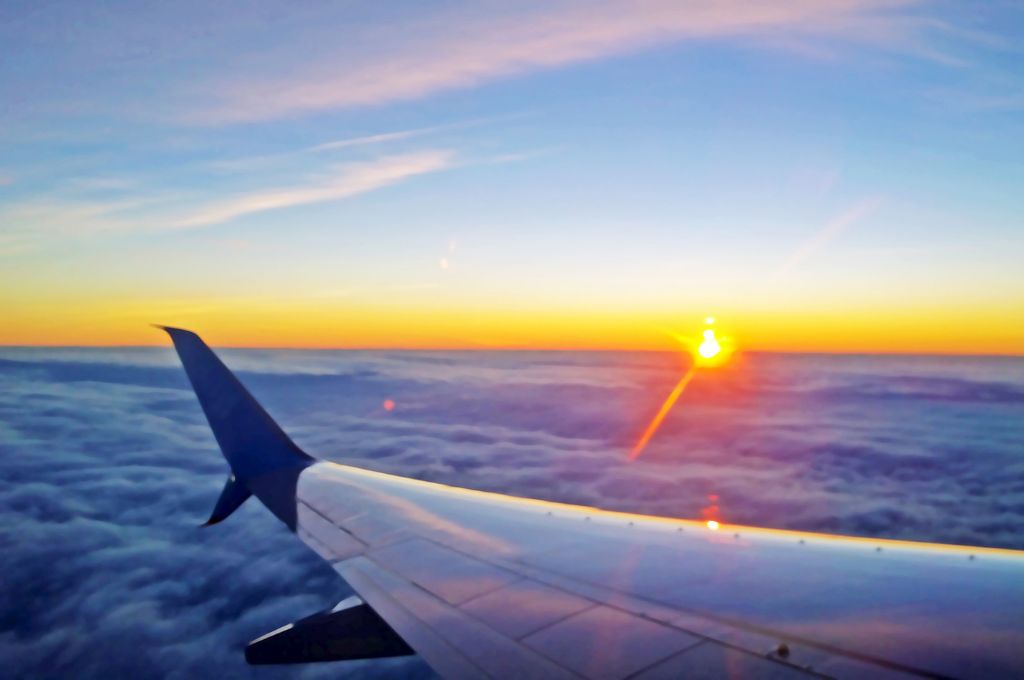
[245, 602, 414, 665]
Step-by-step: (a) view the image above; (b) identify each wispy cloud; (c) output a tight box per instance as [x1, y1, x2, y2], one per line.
[204, 128, 441, 174]
[207, 114, 524, 175]
[308, 123, 455, 153]
[68, 176, 138, 192]
[773, 196, 882, 279]
[200, 0, 930, 123]
[174, 150, 455, 228]
[0, 198, 154, 255]
[0, 151, 457, 254]
[924, 70, 1024, 113]
[307, 114, 528, 152]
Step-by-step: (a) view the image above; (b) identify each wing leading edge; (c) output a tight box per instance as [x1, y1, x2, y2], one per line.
[164, 328, 1024, 679]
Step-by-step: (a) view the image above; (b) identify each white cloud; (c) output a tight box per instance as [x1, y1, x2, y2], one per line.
[308, 126, 445, 153]
[173, 150, 455, 228]
[0, 151, 457, 254]
[307, 114, 526, 152]
[0, 198, 150, 255]
[773, 196, 882, 279]
[200, 0, 929, 122]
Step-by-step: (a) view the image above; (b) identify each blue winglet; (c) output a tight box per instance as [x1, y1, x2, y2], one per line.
[203, 474, 252, 526]
[160, 327, 314, 530]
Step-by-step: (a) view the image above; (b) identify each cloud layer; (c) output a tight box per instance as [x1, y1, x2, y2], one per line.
[1, 346, 1023, 677]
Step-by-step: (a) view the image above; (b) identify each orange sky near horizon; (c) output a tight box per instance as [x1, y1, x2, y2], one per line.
[2, 294, 1021, 355]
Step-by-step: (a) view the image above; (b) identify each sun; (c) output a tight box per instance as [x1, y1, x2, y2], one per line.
[698, 329, 721, 359]
[692, 325, 733, 368]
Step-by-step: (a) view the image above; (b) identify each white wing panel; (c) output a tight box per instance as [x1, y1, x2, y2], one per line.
[367, 537, 520, 606]
[340, 556, 578, 679]
[296, 501, 365, 562]
[521, 604, 702, 679]
[458, 578, 593, 639]
[296, 461, 1024, 678]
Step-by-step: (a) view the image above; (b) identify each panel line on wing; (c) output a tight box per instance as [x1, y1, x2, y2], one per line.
[338, 557, 488, 678]
[376, 532, 724, 662]
[365, 536, 521, 606]
[298, 498, 351, 529]
[431, 540, 827, 671]
[296, 528, 340, 562]
[480, 552, 932, 677]
[341, 556, 581, 679]
[296, 501, 368, 563]
[509, 602, 603, 643]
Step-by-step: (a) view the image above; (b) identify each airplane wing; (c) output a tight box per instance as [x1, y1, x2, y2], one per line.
[162, 327, 1024, 679]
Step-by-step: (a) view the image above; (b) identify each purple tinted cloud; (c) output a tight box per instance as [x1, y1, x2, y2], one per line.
[1, 347, 1022, 677]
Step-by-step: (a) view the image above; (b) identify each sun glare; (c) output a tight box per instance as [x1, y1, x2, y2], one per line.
[693, 324, 733, 368]
[706, 520, 720, 531]
[698, 329, 721, 359]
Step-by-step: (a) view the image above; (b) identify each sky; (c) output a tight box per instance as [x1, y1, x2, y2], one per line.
[2, 347, 1023, 677]
[1, 0, 1023, 353]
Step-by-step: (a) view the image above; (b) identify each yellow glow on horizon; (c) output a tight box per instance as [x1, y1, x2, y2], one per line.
[0, 290, 1021, 355]
[706, 520, 720, 531]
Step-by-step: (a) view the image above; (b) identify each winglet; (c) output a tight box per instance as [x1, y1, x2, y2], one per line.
[203, 474, 253, 526]
[160, 326, 314, 530]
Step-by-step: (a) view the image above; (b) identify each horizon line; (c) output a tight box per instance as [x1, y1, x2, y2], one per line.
[1, 342, 1022, 360]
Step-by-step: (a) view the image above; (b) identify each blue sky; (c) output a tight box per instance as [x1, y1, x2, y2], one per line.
[1, 1, 1022, 351]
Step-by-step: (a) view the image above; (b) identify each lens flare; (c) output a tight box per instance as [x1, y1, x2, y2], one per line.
[630, 320, 736, 460]
[628, 367, 696, 460]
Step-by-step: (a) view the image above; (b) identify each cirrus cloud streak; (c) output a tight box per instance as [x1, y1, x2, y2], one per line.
[173, 150, 455, 229]
[200, 0, 931, 123]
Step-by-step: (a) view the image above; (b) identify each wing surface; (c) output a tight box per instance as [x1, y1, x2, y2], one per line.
[296, 462, 1024, 679]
